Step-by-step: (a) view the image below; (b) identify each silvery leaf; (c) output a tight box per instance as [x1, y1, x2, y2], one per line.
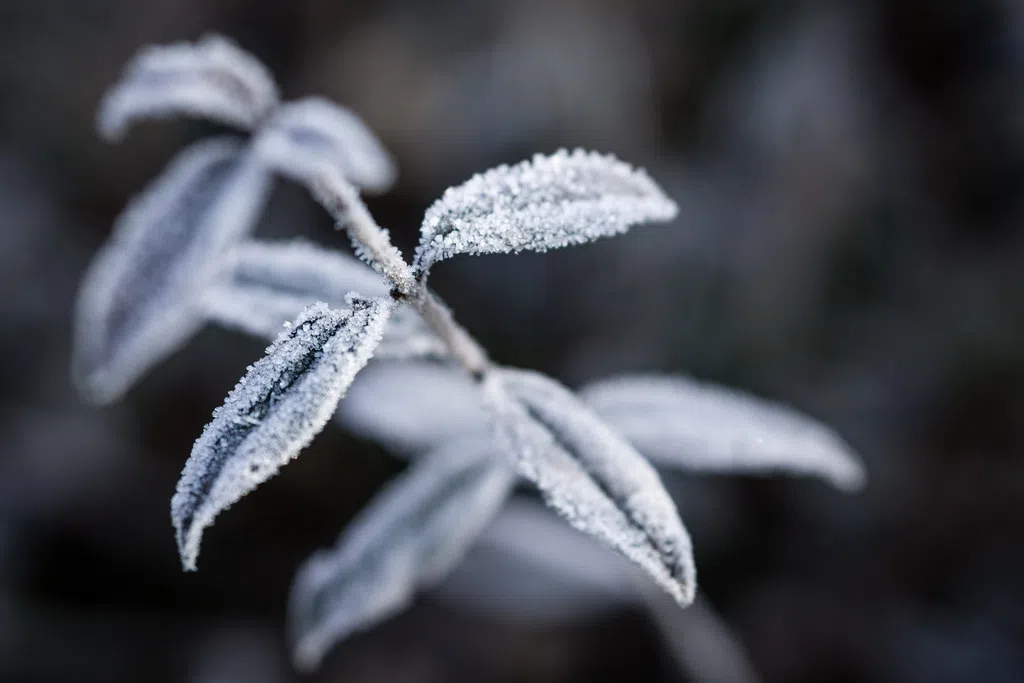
[414, 149, 678, 272]
[582, 375, 865, 492]
[253, 97, 396, 193]
[335, 361, 489, 455]
[73, 137, 272, 404]
[289, 435, 514, 670]
[200, 240, 445, 358]
[171, 298, 393, 571]
[98, 34, 279, 140]
[484, 368, 696, 605]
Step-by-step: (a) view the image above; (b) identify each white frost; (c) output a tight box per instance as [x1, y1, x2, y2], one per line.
[582, 375, 865, 491]
[171, 298, 393, 571]
[98, 34, 279, 140]
[288, 435, 514, 670]
[414, 149, 678, 272]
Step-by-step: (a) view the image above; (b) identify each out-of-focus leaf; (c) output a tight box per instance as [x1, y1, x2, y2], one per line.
[73, 138, 271, 404]
[582, 375, 865, 491]
[171, 298, 392, 571]
[97, 34, 279, 140]
[485, 368, 696, 605]
[253, 97, 396, 193]
[413, 149, 678, 273]
[288, 435, 513, 670]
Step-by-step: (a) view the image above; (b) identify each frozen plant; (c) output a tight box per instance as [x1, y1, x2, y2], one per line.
[75, 35, 866, 674]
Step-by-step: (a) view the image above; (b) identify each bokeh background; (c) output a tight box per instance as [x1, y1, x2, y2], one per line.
[2, 0, 1024, 681]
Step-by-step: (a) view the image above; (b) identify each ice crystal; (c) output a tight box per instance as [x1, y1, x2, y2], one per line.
[171, 298, 392, 571]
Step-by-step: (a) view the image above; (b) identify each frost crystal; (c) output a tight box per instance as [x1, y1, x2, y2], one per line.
[582, 375, 865, 491]
[73, 138, 271, 403]
[413, 149, 678, 272]
[171, 298, 393, 571]
[202, 240, 445, 358]
[335, 361, 489, 455]
[288, 435, 514, 670]
[485, 369, 696, 605]
[253, 97, 396, 193]
[98, 34, 279, 140]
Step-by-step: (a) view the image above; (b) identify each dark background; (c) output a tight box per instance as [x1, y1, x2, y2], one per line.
[2, 0, 1023, 681]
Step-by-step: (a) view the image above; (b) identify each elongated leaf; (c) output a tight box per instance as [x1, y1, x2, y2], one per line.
[289, 435, 514, 670]
[253, 97, 396, 193]
[484, 369, 695, 605]
[201, 240, 446, 358]
[73, 137, 272, 404]
[413, 149, 678, 272]
[582, 375, 865, 492]
[172, 298, 392, 571]
[98, 34, 279, 140]
[335, 361, 489, 455]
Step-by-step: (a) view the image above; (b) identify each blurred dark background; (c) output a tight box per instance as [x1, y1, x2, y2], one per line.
[2, 0, 1024, 681]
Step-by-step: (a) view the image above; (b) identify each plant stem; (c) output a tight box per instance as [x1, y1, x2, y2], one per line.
[315, 172, 492, 376]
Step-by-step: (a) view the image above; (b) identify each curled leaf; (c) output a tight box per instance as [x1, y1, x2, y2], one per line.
[253, 97, 396, 193]
[582, 375, 865, 491]
[202, 240, 445, 358]
[289, 435, 514, 670]
[485, 368, 695, 605]
[171, 298, 393, 571]
[98, 34, 279, 140]
[414, 149, 678, 273]
[335, 361, 489, 455]
[73, 138, 272, 404]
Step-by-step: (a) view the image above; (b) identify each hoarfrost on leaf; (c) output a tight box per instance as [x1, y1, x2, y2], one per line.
[413, 149, 678, 273]
[582, 375, 865, 491]
[288, 435, 514, 671]
[484, 368, 696, 605]
[97, 34, 279, 140]
[202, 240, 445, 358]
[73, 137, 272, 404]
[253, 97, 396, 193]
[171, 298, 393, 571]
[335, 361, 489, 455]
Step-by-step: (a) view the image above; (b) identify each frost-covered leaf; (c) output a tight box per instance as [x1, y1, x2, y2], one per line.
[253, 97, 396, 193]
[202, 240, 446, 358]
[98, 34, 279, 140]
[485, 369, 695, 605]
[414, 149, 678, 272]
[289, 435, 514, 670]
[171, 298, 393, 571]
[582, 375, 865, 492]
[335, 361, 489, 454]
[73, 137, 272, 404]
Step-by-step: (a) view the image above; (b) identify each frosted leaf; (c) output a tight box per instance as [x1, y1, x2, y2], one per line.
[335, 361, 489, 455]
[288, 435, 514, 670]
[582, 375, 866, 492]
[98, 34, 279, 140]
[413, 149, 678, 272]
[201, 240, 446, 358]
[73, 137, 272, 404]
[171, 298, 393, 571]
[484, 369, 695, 605]
[253, 97, 396, 193]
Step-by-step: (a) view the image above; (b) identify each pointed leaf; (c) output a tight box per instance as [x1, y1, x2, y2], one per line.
[73, 138, 272, 403]
[289, 435, 514, 670]
[414, 149, 678, 272]
[253, 97, 396, 193]
[98, 34, 279, 140]
[201, 239, 446, 358]
[484, 369, 695, 605]
[335, 361, 489, 455]
[582, 375, 865, 491]
[171, 298, 393, 571]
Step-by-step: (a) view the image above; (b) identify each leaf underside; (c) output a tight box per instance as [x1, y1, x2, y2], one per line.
[171, 298, 393, 571]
